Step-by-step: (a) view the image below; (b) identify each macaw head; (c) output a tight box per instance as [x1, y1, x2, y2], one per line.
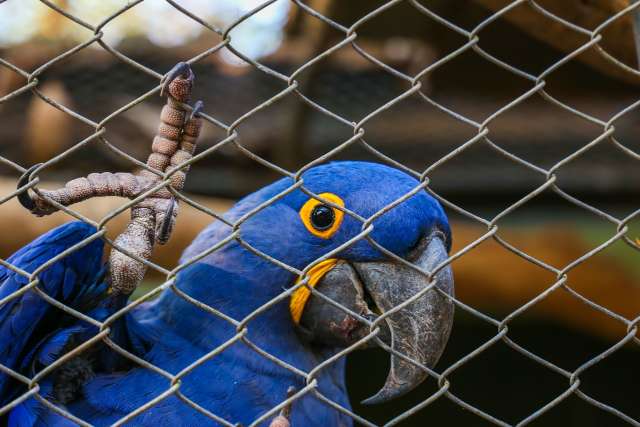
[180, 161, 454, 404]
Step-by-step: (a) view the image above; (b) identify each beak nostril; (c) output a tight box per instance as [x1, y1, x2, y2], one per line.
[406, 229, 448, 262]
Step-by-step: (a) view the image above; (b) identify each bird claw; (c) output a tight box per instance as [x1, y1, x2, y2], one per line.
[188, 100, 204, 123]
[156, 198, 177, 245]
[16, 163, 42, 212]
[17, 61, 202, 296]
[268, 386, 296, 427]
[160, 62, 194, 98]
[282, 386, 296, 418]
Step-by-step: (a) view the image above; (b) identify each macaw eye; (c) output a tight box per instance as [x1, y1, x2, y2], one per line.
[310, 205, 334, 230]
[299, 192, 344, 239]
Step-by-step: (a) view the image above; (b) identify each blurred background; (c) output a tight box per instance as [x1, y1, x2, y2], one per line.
[1, 0, 640, 425]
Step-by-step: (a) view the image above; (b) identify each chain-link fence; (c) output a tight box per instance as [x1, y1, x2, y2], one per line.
[1, 0, 639, 426]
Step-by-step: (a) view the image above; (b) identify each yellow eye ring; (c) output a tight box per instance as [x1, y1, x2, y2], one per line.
[299, 193, 344, 239]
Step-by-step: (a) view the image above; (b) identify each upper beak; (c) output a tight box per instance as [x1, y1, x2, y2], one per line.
[295, 231, 454, 404]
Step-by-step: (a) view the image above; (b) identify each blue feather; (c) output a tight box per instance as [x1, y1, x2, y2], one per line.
[0, 221, 104, 404]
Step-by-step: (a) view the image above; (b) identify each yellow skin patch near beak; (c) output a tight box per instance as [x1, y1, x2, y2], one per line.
[290, 258, 338, 324]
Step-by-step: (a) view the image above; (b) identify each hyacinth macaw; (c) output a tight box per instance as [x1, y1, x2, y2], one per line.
[0, 161, 455, 426]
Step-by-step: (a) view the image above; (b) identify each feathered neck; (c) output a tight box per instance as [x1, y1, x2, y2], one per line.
[128, 237, 351, 424]
[132, 218, 346, 382]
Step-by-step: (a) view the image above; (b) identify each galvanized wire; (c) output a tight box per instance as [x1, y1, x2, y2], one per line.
[0, 0, 638, 425]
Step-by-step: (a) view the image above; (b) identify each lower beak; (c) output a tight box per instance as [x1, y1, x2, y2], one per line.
[296, 232, 455, 404]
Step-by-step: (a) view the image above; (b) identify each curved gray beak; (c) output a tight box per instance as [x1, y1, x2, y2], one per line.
[297, 232, 455, 404]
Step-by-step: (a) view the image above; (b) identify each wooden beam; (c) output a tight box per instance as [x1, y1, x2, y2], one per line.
[471, 0, 640, 84]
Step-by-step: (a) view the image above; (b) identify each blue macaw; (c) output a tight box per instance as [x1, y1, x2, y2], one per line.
[0, 161, 455, 426]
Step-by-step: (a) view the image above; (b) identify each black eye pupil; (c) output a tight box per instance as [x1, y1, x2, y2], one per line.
[310, 204, 335, 231]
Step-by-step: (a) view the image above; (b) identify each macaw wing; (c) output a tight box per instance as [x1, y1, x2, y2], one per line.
[0, 221, 105, 405]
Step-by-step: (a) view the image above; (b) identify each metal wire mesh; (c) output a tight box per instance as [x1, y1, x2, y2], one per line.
[1, 0, 639, 425]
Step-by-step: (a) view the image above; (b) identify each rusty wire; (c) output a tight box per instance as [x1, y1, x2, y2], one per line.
[0, 0, 640, 426]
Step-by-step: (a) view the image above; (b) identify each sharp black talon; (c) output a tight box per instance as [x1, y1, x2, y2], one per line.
[158, 198, 177, 244]
[160, 62, 193, 97]
[280, 386, 297, 418]
[16, 163, 42, 211]
[188, 100, 204, 122]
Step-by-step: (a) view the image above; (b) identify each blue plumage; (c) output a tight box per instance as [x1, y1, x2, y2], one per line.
[0, 161, 451, 426]
[0, 222, 104, 402]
